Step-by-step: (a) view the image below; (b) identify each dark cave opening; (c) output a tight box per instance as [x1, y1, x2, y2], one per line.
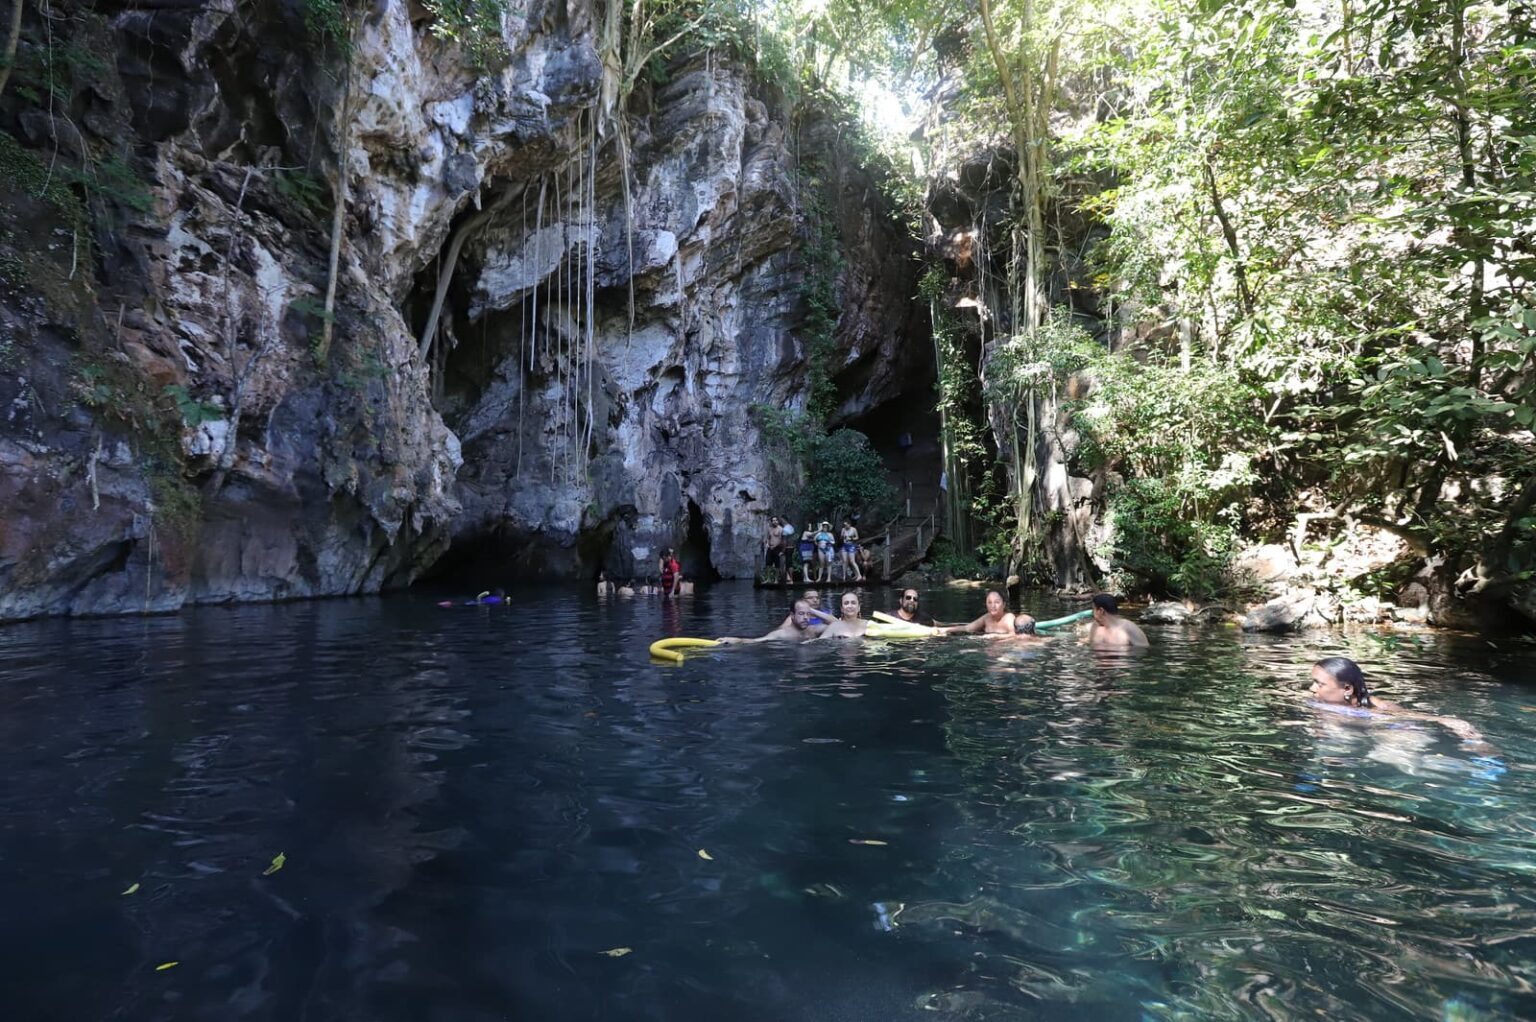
[843, 398, 946, 521]
[680, 499, 721, 583]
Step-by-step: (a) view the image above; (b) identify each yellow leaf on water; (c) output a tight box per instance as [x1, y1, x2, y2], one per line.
[697, 849, 713, 861]
[155, 962, 178, 971]
[848, 839, 888, 847]
[599, 947, 633, 958]
[121, 883, 140, 896]
[262, 852, 286, 876]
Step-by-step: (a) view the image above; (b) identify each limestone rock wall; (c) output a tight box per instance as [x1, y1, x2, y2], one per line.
[0, 0, 922, 619]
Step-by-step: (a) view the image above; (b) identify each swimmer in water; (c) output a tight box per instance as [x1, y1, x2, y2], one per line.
[717, 600, 817, 643]
[1007, 614, 1046, 643]
[944, 590, 1015, 636]
[1309, 656, 1491, 749]
[1084, 594, 1149, 648]
[784, 589, 832, 637]
[808, 591, 869, 640]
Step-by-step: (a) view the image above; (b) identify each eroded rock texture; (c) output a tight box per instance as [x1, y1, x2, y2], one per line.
[0, 0, 923, 619]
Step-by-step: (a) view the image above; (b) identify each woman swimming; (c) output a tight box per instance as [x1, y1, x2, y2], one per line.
[1309, 656, 1490, 748]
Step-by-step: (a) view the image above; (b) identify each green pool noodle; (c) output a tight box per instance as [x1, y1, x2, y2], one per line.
[1033, 609, 1092, 630]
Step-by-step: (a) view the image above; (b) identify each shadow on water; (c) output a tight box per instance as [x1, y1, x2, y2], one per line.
[0, 583, 1533, 1021]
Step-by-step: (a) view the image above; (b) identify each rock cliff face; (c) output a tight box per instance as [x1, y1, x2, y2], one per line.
[0, 0, 923, 620]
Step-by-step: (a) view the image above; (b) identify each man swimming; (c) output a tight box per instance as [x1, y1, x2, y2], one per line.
[777, 589, 832, 637]
[809, 591, 869, 640]
[1085, 594, 1149, 648]
[718, 601, 817, 643]
[945, 590, 1015, 635]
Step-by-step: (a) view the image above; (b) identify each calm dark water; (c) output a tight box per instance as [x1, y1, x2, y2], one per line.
[2, 584, 1534, 1021]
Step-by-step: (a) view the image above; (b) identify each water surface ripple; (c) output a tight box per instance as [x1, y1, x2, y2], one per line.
[0, 586, 1533, 1021]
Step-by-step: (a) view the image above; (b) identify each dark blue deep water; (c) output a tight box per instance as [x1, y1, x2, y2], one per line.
[2, 584, 1534, 1021]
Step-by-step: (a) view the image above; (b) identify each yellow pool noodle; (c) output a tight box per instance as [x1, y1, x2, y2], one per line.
[649, 637, 721, 663]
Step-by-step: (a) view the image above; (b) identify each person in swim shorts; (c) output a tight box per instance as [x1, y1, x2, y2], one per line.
[839, 518, 864, 582]
[814, 522, 836, 583]
[798, 529, 817, 583]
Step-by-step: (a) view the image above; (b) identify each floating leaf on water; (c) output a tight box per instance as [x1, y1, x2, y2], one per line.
[849, 839, 889, 846]
[262, 852, 286, 876]
[155, 961, 178, 971]
[599, 947, 633, 958]
[697, 849, 714, 861]
[802, 737, 842, 744]
[121, 883, 140, 896]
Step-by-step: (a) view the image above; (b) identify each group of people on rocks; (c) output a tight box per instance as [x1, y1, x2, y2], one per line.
[596, 548, 692, 597]
[764, 514, 869, 585]
[715, 587, 1491, 750]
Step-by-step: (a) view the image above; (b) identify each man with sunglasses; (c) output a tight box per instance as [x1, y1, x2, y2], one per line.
[894, 588, 935, 627]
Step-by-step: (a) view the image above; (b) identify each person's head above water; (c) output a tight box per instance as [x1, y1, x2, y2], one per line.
[1092, 593, 1119, 616]
[839, 591, 861, 619]
[985, 590, 1007, 617]
[1311, 656, 1372, 707]
[803, 589, 821, 607]
[791, 600, 813, 629]
[1013, 614, 1037, 635]
[901, 588, 920, 608]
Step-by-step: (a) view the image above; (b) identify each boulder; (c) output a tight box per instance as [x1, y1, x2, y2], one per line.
[1241, 589, 1330, 633]
[1141, 601, 1193, 625]
[1232, 543, 1298, 585]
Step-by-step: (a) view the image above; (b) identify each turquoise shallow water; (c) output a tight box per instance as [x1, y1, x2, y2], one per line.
[0, 584, 1533, 1020]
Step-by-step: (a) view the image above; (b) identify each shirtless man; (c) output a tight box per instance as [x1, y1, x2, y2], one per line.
[778, 589, 832, 637]
[945, 590, 1015, 636]
[1085, 594, 1149, 648]
[810, 591, 869, 640]
[1007, 614, 1046, 642]
[763, 516, 789, 582]
[718, 600, 816, 644]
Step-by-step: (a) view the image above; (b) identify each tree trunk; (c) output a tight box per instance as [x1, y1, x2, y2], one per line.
[315, 52, 354, 365]
[0, 0, 22, 102]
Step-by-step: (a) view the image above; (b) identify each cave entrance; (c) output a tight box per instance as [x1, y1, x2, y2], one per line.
[843, 399, 945, 523]
[680, 499, 720, 583]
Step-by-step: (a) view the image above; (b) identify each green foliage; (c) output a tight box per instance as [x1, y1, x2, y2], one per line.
[422, 0, 513, 68]
[924, 536, 990, 578]
[796, 181, 845, 425]
[163, 385, 222, 427]
[750, 402, 817, 459]
[146, 450, 203, 542]
[1107, 479, 1242, 600]
[289, 296, 335, 322]
[302, 0, 350, 50]
[0, 131, 85, 228]
[273, 169, 329, 218]
[336, 349, 393, 390]
[800, 428, 898, 525]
